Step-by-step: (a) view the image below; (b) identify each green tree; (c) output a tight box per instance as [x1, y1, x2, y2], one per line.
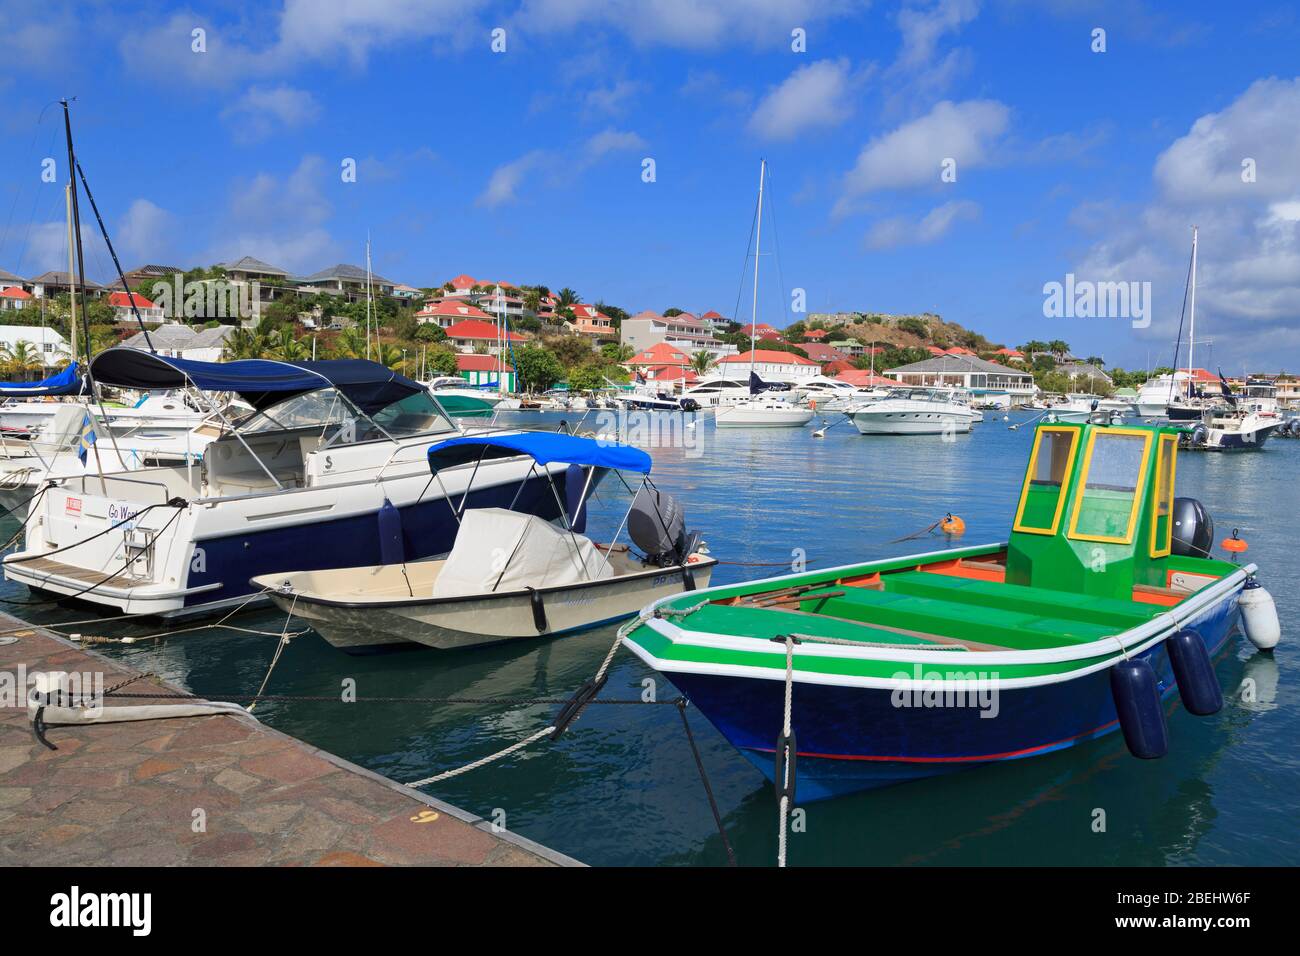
[414, 323, 447, 343]
[690, 349, 716, 374]
[557, 287, 580, 307]
[425, 348, 460, 377]
[514, 345, 565, 392]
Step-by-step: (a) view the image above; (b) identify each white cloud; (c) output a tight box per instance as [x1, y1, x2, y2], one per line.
[1070, 77, 1300, 368]
[883, 0, 981, 110]
[221, 85, 321, 143]
[865, 199, 980, 249]
[478, 129, 645, 208]
[748, 59, 859, 141]
[515, 0, 858, 49]
[584, 80, 645, 116]
[478, 151, 549, 208]
[116, 199, 177, 264]
[836, 99, 1010, 214]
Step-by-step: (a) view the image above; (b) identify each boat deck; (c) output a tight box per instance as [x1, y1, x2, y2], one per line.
[672, 556, 1177, 654]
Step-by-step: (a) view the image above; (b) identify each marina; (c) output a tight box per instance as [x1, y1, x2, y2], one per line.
[2, 407, 1293, 866]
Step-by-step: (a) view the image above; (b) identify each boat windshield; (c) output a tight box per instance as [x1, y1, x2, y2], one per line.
[236, 387, 455, 444]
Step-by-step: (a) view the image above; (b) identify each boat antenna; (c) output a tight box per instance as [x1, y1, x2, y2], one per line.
[73, 159, 155, 353]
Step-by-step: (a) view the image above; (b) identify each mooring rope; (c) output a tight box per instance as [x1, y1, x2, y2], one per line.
[247, 593, 297, 714]
[777, 634, 795, 869]
[677, 698, 737, 866]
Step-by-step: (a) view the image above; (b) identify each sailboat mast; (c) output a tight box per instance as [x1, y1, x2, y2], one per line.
[365, 235, 373, 362]
[749, 159, 765, 378]
[1188, 225, 1198, 384]
[65, 183, 77, 362]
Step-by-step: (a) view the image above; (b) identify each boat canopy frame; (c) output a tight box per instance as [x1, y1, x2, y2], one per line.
[422, 432, 674, 587]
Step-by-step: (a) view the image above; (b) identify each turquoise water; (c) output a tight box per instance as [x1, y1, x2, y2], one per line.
[5, 410, 1296, 866]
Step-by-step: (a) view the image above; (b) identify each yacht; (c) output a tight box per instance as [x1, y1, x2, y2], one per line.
[846, 387, 975, 435]
[425, 376, 503, 409]
[3, 352, 583, 617]
[1133, 372, 1191, 419]
[1192, 405, 1282, 450]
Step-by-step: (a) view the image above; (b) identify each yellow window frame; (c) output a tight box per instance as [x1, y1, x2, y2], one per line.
[1149, 433, 1178, 558]
[1012, 425, 1080, 536]
[1067, 427, 1153, 545]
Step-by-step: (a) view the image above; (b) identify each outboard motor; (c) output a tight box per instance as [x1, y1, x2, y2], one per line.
[628, 486, 690, 566]
[1171, 497, 1214, 559]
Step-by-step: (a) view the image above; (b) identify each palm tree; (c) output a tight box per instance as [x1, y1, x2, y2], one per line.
[1047, 339, 1070, 360]
[269, 328, 309, 361]
[690, 349, 716, 375]
[332, 325, 367, 359]
[557, 287, 580, 307]
[226, 326, 268, 360]
[374, 342, 404, 370]
[0, 341, 44, 380]
[523, 289, 541, 314]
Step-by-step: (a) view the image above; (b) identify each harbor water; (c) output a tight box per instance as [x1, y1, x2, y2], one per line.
[4, 409, 1295, 866]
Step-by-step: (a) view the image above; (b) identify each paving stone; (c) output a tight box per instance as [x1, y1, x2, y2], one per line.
[212, 768, 261, 794]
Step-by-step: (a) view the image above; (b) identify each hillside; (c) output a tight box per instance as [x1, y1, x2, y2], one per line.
[800, 311, 1004, 353]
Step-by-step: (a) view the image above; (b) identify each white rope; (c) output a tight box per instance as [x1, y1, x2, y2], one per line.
[777, 634, 794, 869]
[406, 724, 558, 787]
[247, 593, 297, 714]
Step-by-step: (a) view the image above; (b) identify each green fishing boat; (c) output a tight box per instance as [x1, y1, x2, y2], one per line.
[623, 421, 1281, 801]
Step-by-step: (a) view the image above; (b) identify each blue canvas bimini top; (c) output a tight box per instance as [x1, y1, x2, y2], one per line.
[89, 349, 424, 414]
[427, 433, 653, 474]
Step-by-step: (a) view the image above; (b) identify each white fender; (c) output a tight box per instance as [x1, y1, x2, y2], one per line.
[1239, 582, 1281, 651]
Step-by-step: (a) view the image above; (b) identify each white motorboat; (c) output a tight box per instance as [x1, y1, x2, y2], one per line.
[1189, 405, 1281, 450]
[846, 387, 974, 435]
[253, 433, 716, 652]
[0, 404, 219, 520]
[714, 398, 814, 428]
[424, 376, 503, 412]
[1043, 393, 1127, 424]
[1133, 373, 1192, 418]
[4, 351, 583, 617]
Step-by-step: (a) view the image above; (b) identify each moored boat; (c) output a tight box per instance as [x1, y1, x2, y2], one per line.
[253, 433, 715, 652]
[623, 420, 1278, 801]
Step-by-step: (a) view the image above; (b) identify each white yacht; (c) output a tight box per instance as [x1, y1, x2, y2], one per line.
[1133, 372, 1191, 418]
[4, 352, 583, 617]
[425, 376, 503, 407]
[846, 387, 975, 435]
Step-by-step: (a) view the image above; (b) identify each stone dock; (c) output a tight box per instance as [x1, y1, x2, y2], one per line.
[0, 613, 579, 867]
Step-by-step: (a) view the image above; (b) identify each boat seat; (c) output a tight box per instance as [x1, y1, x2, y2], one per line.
[882, 571, 1161, 628]
[684, 603, 959, 649]
[802, 587, 1117, 648]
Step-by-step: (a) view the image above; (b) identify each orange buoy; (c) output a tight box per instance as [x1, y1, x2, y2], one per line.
[1221, 529, 1248, 555]
[940, 513, 966, 536]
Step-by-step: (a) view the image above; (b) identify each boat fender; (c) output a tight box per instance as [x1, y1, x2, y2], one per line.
[377, 499, 404, 565]
[681, 565, 696, 591]
[1109, 658, 1169, 759]
[564, 463, 588, 533]
[549, 675, 607, 741]
[1166, 629, 1222, 715]
[773, 728, 798, 806]
[527, 587, 548, 633]
[1239, 578, 1281, 651]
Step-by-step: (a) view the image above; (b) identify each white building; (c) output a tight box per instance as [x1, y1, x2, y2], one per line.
[0, 325, 68, 368]
[717, 348, 820, 383]
[885, 354, 1037, 402]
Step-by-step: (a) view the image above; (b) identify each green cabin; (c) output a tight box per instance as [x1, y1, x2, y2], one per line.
[1006, 421, 1221, 603]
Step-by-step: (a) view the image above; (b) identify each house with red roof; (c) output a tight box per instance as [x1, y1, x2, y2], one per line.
[636, 365, 698, 386]
[0, 286, 33, 312]
[445, 318, 528, 354]
[739, 323, 781, 339]
[833, 369, 895, 388]
[626, 342, 692, 369]
[567, 303, 617, 339]
[719, 348, 819, 383]
[803, 328, 829, 341]
[821, 359, 856, 376]
[107, 290, 165, 324]
[801, 343, 851, 365]
[993, 347, 1026, 363]
[416, 300, 493, 329]
[926, 345, 947, 356]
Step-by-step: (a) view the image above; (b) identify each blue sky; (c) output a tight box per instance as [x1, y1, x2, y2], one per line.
[2, 0, 1299, 372]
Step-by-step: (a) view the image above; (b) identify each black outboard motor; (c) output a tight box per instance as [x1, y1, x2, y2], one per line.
[628, 486, 697, 566]
[1171, 497, 1214, 559]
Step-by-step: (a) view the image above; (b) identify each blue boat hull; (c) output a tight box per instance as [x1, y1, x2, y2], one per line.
[185, 469, 569, 613]
[666, 592, 1241, 802]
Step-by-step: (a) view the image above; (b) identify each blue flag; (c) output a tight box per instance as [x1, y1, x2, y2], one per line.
[77, 412, 97, 465]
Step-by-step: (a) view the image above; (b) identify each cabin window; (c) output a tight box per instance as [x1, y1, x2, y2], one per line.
[1068, 429, 1152, 545]
[1012, 426, 1079, 535]
[1149, 433, 1177, 557]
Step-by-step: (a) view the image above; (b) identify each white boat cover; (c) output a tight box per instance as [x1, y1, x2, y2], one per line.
[432, 507, 613, 597]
